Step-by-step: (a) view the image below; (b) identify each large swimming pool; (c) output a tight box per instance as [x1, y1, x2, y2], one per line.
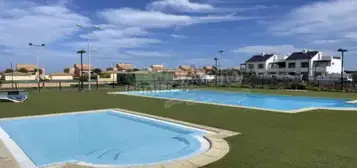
[123, 90, 357, 112]
[0, 110, 210, 167]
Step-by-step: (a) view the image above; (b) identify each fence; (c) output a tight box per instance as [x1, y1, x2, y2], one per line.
[0, 75, 356, 92]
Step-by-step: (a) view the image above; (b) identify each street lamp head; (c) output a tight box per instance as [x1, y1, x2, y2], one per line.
[93, 26, 101, 30]
[337, 48, 348, 52]
[218, 50, 223, 53]
[214, 57, 218, 61]
[29, 43, 33, 46]
[41, 44, 46, 47]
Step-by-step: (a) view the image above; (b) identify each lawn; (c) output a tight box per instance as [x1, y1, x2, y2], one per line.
[1, 89, 357, 168]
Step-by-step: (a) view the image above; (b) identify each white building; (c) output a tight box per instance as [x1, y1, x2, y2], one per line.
[48, 73, 73, 81]
[244, 53, 277, 75]
[242, 50, 343, 79]
[3, 72, 36, 81]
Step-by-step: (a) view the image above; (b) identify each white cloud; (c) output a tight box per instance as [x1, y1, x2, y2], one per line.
[125, 50, 173, 57]
[147, 0, 214, 12]
[79, 27, 148, 40]
[171, 34, 187, 38]
[147, 0, 273, 13]
[0, 2, 89, 48]
[344, 32, 357, 41]
[312, 39, 343, 45]
[269, 0, 357, 42]
[233, 45, 300, 55]
[98, 8, 255, 29]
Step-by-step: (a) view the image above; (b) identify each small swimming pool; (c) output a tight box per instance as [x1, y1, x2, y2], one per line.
[123, 90, 357, 112]
[0, 110, 210, 167]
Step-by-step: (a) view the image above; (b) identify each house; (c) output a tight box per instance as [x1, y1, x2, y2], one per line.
[116, 63, 133, 72]
[97, 71, 117, 83]
[48, 73, 73, 81]
[64, 67, 75, 75]
[3, 72, 36, 81]
[203, 66, 213, 72]
[16, 64, 37, 72]
[174, 70, 191, 80]
[312, 56, 342, 76]
[151, 64, 167, 72]
[178, 65, 192, 71]
[73, 64, 94, 77]
[242, 49, 343, 80]
[245, 53, 279, 75]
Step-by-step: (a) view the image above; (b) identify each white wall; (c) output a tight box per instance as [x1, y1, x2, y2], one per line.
[97, 73, 117, 82]
[5, 75, 36, 81]
[245, 55, 278, 75]
[326, 58, 342, 74]
[50, 76, 73, 80]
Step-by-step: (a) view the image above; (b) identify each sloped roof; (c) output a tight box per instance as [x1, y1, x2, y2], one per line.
[116, 63, 133, 70]
[16, 64, 37, 71]
[74, 64, 94, 70]
[151, 64, 167, 70]
[246, 54, 274, 62]
[179, 65, 191, 71]
[285, 51, 319, 60]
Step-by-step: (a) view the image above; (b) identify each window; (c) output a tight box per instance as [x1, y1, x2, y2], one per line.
[248, 64, 254, 69]
[301, 62, 309, 68]
[288, 63, 296, 68]
[258, 64, 264, 69]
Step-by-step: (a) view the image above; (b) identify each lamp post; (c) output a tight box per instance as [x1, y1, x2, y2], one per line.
[10, 61, 14, 88]
[337, 48, 348, 90]
[29, 43, 46, 91]
[76, 24, 100, 91]
[77, 50, 86, 90]
[214, 57, 218, 85]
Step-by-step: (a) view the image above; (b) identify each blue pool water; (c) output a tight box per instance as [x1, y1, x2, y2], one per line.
[125, 90, 357, 111]
[0, 110, 208, 166]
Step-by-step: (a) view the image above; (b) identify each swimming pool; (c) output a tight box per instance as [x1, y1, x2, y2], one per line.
[122, 90, 357, 112]
[0, 110, 211, 167]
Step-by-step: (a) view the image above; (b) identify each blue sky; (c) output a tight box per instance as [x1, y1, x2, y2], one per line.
[0, 0, 356, 72]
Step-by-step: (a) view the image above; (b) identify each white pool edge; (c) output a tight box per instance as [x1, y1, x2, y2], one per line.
[112, 91, 357, 113]
[0, 127, 37, 168]
[0, 108, 236, 168]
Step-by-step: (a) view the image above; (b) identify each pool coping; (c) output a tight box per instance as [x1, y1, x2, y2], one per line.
[0, 108, 239, 168]
[109, 91, 357, 113]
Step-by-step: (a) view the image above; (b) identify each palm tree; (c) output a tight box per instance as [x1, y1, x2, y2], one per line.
[77, 50, 86, 90]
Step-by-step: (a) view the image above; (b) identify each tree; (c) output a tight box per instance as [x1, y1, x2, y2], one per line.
[4, 69, 14, 73]
[18, 68, 28, 73]
[34, 68, 43, 74]
[93, 68, 102, 74]
[352, 73, 357, 87]
[133, 68, 140, 71]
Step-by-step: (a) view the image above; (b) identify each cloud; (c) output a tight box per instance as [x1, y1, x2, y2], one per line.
[170, 34, 187, 38]
[79, 27, 148, 40]
[147, 0, 214, 12]
[147, 0, 273, 13]
[233, 45, 300, 55]
[269, 0, 357, 42]
[124, 50, 173, 57]
[0, 2, 89, 48]
[98, 8, 256, 29]
[344, 32, 357, 41]
[312, 39, 343, 45]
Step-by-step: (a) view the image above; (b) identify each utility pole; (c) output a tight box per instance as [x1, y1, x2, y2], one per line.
[337, 48, 348, 90]
[29, 43, 46, 91]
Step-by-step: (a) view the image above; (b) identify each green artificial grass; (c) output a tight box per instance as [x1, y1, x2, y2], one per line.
[1, 90, 357, 168]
